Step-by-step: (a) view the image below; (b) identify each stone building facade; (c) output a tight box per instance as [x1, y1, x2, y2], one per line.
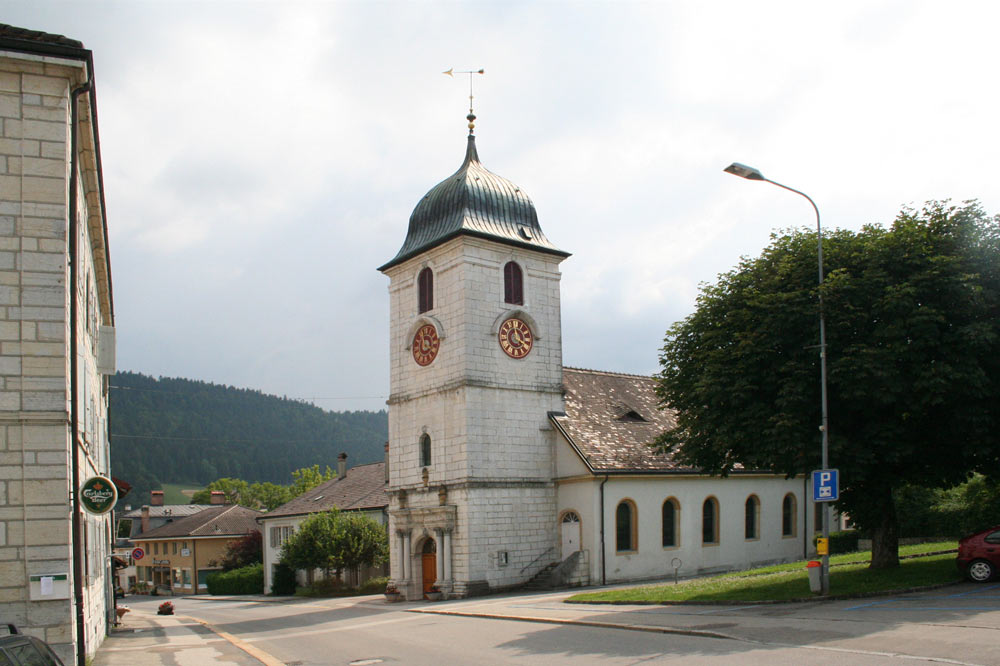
[0, 25, 115, 665]
[380, 122, 822, 600]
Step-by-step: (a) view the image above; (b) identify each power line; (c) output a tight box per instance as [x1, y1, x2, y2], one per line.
[108, 384, 388, 401]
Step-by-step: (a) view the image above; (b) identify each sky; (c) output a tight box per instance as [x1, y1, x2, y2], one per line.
[4, 0, 997, 413]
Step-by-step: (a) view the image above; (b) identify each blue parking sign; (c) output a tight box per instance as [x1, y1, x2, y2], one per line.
[812, 469, 839, 502]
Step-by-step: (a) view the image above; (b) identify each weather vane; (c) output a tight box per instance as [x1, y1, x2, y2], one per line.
[443, 68, 484, 134]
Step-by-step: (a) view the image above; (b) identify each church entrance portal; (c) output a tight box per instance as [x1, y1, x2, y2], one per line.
[561, 511, 581, 560]
[421, 538, 437, 598]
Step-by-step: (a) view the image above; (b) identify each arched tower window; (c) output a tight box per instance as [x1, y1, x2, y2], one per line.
[418, 267, 433, 313]
[745, 495, 760, 540]
[615, 500, 637, 552]
[419, 434, 432, 467]
[662, 498, 679, 548]
[503, 261, 523, 305]
[702, 497, 719, 545]
[782, 494, 797, 537]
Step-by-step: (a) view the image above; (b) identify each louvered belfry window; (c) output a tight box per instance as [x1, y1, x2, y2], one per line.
[504, 261, 523, 305]
[418, 267, 433, 313]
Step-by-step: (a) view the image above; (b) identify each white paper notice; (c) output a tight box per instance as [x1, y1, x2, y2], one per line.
[40, 576, 54, 596]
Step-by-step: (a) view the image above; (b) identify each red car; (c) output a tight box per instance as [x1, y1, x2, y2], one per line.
[957, 525, 1000, 582]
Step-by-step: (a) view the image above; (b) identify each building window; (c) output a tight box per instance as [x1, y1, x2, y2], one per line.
[418, 267, 433, 313]
[783, 494, 797, 537]
[153, 542, 159, 555]
[745, 495, 760, 540]
[172, 542, 178, 555]
[661, 498, 679, 548]
[420, 434, 432, 467]
[702, 497, 719, 545]
[615, 500, 637, 552]
[503, 261, 523, 305]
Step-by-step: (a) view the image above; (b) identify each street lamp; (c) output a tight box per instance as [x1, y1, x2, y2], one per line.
[724, 162, 831, 595]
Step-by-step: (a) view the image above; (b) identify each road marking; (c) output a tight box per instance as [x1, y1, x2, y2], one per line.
[186, 617, 285, 666]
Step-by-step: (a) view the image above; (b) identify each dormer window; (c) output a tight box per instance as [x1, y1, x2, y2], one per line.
[504, 261, 523, 305]
[613, 403, 647, 422]
[418, 267, 433, 313]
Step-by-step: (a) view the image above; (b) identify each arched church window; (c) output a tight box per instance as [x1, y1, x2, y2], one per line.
[702, 497, 719, 545]
[662, 498, 679, 548]
[745, 495, 760, 540]
[615, 500, 637, 552]
[420, 434, 432, 467]
[782, 494, 797, 537]
[503, 261, 523, 305]
[418, 267, 433, 313]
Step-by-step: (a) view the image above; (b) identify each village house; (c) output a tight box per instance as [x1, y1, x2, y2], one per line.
[0, 23, 115, 664]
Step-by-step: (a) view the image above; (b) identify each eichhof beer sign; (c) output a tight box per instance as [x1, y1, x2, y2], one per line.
[80, 476, 117, 515]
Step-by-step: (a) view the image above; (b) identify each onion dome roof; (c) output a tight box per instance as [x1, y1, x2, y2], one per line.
[379, 135, 568, 271]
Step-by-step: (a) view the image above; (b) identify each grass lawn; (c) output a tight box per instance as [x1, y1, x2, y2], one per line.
[567, 546, 961, 604]
[160, 482, 202, 505]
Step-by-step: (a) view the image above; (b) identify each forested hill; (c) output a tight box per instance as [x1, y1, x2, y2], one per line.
[110, 371, 388, 505]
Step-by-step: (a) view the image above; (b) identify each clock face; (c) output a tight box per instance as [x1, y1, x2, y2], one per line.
[412, 324, 440, 366]
[498, 317, 533, 359]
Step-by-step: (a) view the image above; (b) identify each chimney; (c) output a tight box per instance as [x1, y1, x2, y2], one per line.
[141, 505, 150, 534]
[384, 441, 389, 483]
[337, 452, 347, 479]
[210, 491, 226, 505]
[150, 490, 164, 506]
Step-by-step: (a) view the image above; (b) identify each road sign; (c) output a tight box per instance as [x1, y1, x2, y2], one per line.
[812, 469, 839, 502]
[132, 547, 145, 561]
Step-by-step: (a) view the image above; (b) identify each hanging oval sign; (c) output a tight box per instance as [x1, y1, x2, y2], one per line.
[80, 476, 118, 514]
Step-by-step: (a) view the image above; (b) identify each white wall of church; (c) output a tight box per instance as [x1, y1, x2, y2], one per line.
[558, 474, 810, 584]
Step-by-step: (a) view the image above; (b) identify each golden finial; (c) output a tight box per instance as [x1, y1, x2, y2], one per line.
[444, 68, 484, 135]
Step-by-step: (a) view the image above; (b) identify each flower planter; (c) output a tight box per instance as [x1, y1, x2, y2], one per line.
[384, 592, 402, 603]
[425, 592, 442, 601]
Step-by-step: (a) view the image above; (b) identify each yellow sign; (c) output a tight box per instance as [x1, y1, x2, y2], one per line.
[816, 537, 829, 555]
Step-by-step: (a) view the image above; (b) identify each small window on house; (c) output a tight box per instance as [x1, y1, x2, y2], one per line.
[418, 267, 433, 313]
[745, 496, 759, 540]
[662, 498, 679, 548]
[615, 500, 637, 552]
[617, 410, 646, 423]
[504, 261, 523, 305]
[783, 494, 797, 537]
[172, 542, 178, 555]
[153, 542, 159, 555]
[420, 433, 432, 467]
[702, 497, 719, 545]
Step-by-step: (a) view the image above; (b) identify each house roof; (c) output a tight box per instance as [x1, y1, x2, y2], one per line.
[379, 134, 568, 271]
[263, 462, 388, 519]
[121, 505, 213, 519]
[137, 505, 263, 539]
[0, 23, 84, 49]
[551, 367, 686, 473]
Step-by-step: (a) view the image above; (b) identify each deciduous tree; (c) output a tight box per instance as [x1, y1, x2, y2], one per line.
[656, 201, 999, 568]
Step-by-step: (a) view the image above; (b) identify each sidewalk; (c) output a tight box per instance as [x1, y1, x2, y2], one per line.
[93, 608, 277, 666]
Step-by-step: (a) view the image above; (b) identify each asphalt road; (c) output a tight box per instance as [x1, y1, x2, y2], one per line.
[103, 582, 1000, 665]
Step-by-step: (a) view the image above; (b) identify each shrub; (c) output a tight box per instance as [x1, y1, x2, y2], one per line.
[358, 576, 389, 594]
[815, 530, 861, 554]
[206, 563, 263, 595]
[270, 562, 297, 596]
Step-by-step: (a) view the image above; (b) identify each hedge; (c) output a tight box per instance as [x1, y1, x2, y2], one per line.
[206, 562, 263, 595]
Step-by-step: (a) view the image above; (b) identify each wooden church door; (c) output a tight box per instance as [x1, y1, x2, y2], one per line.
[421, 538, 437, 597]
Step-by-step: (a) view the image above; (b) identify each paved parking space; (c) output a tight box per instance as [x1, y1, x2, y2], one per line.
[843, 583, 1000, 613]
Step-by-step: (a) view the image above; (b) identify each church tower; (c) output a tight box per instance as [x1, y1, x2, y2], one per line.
[379, 116, 569, 599]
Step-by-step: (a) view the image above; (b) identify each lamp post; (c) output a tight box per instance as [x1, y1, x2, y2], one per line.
[724, 162, 831, 595]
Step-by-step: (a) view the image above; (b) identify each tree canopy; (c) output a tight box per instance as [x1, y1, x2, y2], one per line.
[280, 509, 388, 578]
[656, 200, 1000, 567]
[189, 465, 336, 510]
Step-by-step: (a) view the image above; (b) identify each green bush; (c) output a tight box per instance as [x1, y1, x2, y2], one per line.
[270, 562, 297, 596]
[815, 530, 861, 554]
[206, 563, 263, 595]
[358, 576, 389, 594]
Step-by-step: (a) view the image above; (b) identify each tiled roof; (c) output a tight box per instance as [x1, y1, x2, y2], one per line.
[0, 23, 84, 49]
[552, 367, 686, 473]
[137, 505, 263, 539]
[121, 505, 212, 519]
[263, 462, 388, 519]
